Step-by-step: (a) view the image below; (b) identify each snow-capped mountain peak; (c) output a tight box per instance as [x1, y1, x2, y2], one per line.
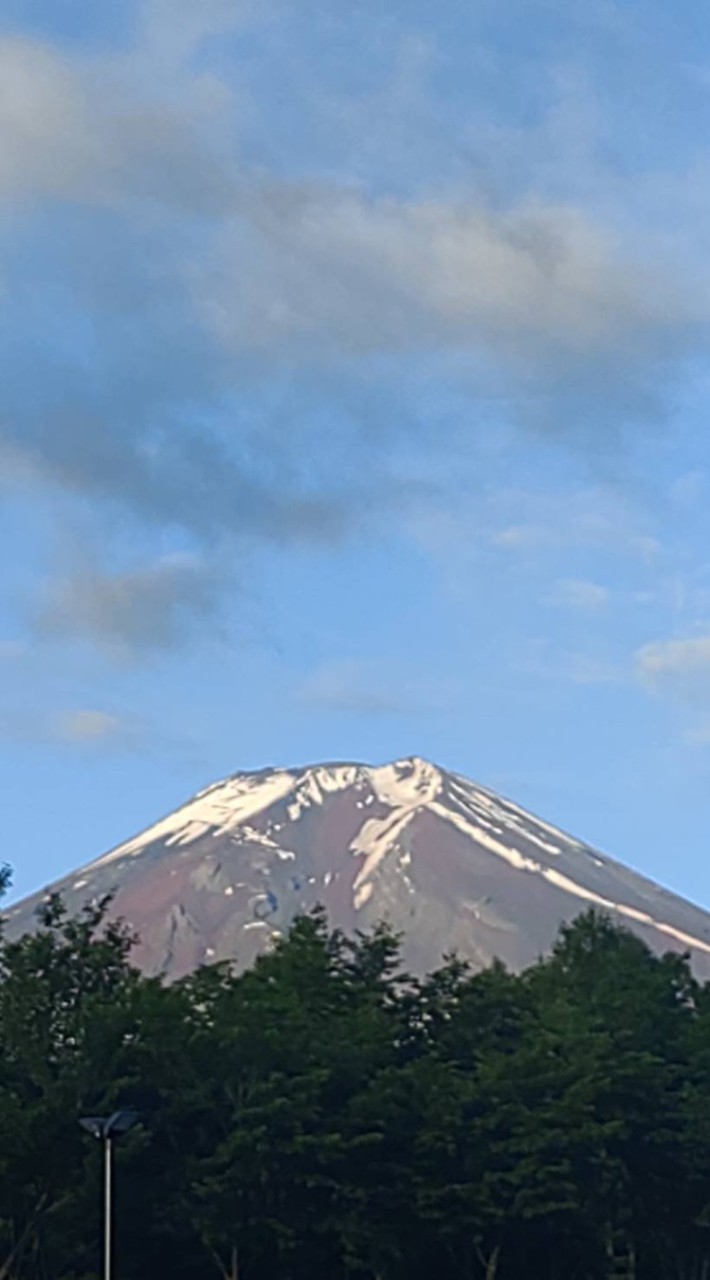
[7, 756, 710, 981]
[91, 756, 442, 870]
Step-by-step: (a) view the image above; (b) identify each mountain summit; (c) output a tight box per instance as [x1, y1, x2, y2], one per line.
[7, 756, 710, 979]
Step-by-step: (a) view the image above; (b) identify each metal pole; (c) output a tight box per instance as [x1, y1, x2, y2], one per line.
[103, 1132, 113, 1280]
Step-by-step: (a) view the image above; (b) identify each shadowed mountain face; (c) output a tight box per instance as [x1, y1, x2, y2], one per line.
[7, 757, 710, 980]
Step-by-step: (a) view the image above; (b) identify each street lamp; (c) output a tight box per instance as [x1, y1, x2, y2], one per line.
[79, 1111, 140, 1280]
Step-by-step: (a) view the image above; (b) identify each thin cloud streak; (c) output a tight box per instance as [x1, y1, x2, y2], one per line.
[636, 635, 710, 686]
[0, 705, 140, 749]
[298, 658, 452, 717]
[35, 554, 222, 658]
[546, 578, 610, 613]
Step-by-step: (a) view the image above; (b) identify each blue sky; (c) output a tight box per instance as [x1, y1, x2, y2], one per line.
[4, 0, 710, 908]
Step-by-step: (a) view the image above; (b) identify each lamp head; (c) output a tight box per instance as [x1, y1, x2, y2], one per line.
[107, 1110, 140, 1136]
[79, 1110, 140, 1140]
[79, 1117, 107, 1140]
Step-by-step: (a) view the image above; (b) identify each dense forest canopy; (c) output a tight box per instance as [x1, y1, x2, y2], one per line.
[0, 861, 709, 1280]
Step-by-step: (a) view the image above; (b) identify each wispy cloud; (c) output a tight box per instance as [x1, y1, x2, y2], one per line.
[681, 723, 710, 748]
[54, 708, 130, 745]
[635, 634, 710, 688]
[201, 192, 687, 375]
[0, 17, 703, 557]
[35, 554, 222, 658]
[483, 489, 661, 561]
[298, 658, 451, 716]
[520, 639, 625, 687]
[564, 654, 625, 686]
[545, 577, 610, 612]
[0, 705, 140, 750]
[412, 485, 663, 600]
[1, 1, 708, 673]
[633, 633, 710, 750]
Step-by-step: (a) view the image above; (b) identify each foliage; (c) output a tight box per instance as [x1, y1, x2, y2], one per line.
[0, 881, 708, 1280]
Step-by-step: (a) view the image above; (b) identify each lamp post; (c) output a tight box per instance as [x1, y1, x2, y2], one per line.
[79, 1111, 139, 1280]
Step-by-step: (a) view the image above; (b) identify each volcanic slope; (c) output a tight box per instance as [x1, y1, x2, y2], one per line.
[7, 757, 710, 979]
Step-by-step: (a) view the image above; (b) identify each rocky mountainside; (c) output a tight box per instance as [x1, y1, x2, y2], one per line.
[7, 756, 710, 979]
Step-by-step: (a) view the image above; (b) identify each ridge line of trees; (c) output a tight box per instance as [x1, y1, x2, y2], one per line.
[1, 863, 709, 1280]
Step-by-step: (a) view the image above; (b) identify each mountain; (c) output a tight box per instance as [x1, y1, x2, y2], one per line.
[6, 756, 710, 980]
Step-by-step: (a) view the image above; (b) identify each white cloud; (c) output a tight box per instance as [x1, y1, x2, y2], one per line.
[546, 577, 610, 612]
[491, 524, 546, 550]
[636, 635, 710, 684]
[201, 192, 688, 377]
[54, 709, 125, 744]
[0, 34, 236, 213]
[0, 39, 87, 204]
[0, 31, 694, 382]
[635, 636, 710, 744]
[414, 485, 661, 580]
[479, 488, 662, 561]
[564, 655, 624, 686]
[0, 705, 139, 750]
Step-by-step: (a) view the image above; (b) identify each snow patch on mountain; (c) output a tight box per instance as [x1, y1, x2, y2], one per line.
[429, 801, 540, 872]
[369, 758, 442, 807]
[93, 769, 298, 867]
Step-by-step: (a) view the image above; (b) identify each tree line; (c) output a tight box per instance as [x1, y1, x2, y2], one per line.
[1, 862, 709, 1280]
